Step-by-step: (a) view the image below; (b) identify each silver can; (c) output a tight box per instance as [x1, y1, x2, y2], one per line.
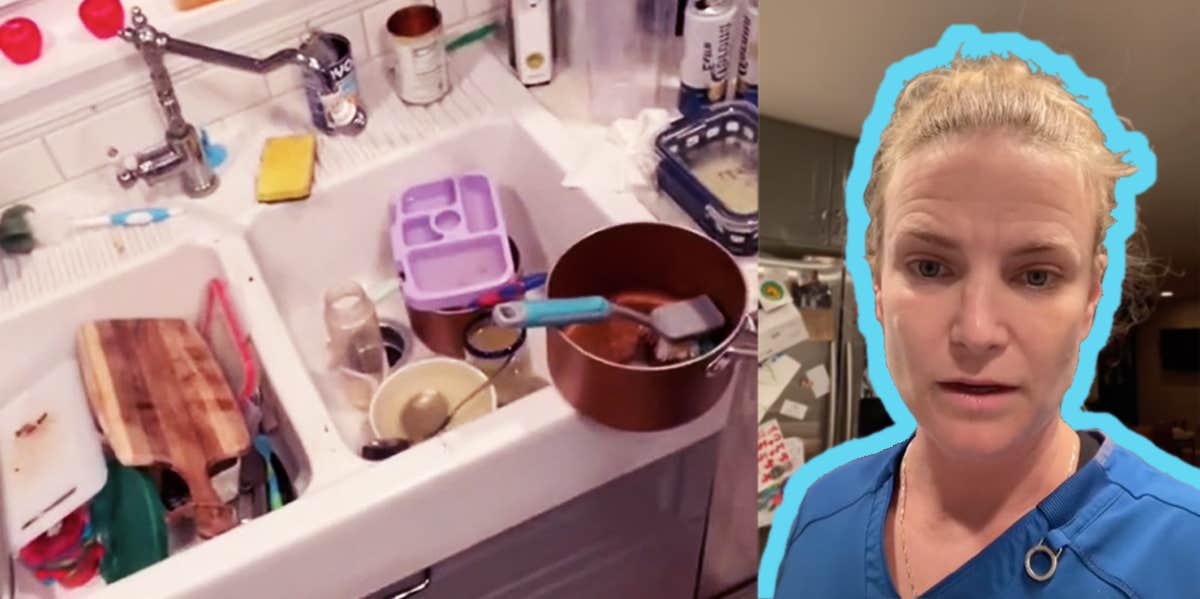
[678, 0, 737, 118]
[387, 6, 451, 105]
[299, 32, 368, 135]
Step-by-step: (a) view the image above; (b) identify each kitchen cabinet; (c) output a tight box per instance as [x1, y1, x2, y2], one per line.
[362, 436, 718, 599]
[831, 135, 857, 251]
[760, 116, 857, 257]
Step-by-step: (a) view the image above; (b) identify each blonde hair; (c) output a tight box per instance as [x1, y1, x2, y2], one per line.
[864, 54, 1156, 337]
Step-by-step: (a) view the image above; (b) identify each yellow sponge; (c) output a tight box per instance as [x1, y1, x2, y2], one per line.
[257, 134, 316, 203]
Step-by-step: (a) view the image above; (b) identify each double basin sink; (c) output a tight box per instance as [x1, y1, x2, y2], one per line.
[0, 116, 714, 598]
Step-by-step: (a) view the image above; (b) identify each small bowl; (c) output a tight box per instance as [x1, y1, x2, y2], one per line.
[368, 357, 497, 441]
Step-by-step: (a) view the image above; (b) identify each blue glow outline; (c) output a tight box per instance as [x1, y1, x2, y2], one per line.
[757, 24, 1194, 597]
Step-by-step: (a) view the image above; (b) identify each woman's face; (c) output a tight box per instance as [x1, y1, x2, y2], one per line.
[875, 129, 1105, 459]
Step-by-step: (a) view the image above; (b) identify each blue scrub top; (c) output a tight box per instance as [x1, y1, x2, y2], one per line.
[773, 431, 1200, 597]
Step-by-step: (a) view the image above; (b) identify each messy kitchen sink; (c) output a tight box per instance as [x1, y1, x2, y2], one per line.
[0, 237, 346, 595]
[0, 98, 737, 596]
[246, 120, 620, 454]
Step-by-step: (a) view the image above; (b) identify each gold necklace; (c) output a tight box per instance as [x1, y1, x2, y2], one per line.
[896, 434, 1080, 598]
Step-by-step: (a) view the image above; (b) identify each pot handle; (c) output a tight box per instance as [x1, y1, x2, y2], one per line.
[705, 312, 758, 378]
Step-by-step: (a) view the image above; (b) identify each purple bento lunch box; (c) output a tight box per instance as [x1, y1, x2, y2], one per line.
[388, 173, 515, 311]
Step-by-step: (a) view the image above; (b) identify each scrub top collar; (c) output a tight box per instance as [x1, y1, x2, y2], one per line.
[865, 431, 1118, 597]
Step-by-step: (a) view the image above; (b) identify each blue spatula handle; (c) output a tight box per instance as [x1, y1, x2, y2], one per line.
[492, 297, 613, 328]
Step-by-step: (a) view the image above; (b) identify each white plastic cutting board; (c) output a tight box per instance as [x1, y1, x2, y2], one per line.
[1, 359, 107, 550]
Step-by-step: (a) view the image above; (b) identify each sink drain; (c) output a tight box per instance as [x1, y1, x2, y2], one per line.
[379, 321, 409, 368]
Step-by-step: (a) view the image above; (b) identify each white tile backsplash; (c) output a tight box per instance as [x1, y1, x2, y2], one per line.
[175, 68, 272, 127]
[438, 0, 468, 26]
[0, 140, 63, 203]
[264, 13, 370, 96]
[43, 95, 165, 180]
[467, 0, 505, 18]
[0, 0, 514, 207]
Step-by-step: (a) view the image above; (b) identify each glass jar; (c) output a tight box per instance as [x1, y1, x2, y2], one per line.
[323, 281, 388, 410]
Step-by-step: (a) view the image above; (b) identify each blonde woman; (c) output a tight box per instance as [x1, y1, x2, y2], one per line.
[773, 55, 1200, 597]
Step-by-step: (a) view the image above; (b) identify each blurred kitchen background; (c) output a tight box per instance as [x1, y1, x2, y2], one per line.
[757, 0, 1200, 559]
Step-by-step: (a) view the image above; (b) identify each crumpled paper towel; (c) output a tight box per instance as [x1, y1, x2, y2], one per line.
[562, 108, 673, 193]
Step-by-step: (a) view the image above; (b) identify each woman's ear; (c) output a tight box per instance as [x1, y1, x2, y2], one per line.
[1080, 253, 1108, 344]
[874, 276, 884, 326]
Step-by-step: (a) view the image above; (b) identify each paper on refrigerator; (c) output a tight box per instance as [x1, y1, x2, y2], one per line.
[779, 399, 809, 421]
[759, 301, 809, 360]
[758, 271, 793, 312]
[758, 354, 802, 422]
[757, 421, 807, 529]
[757, 420, 794, 493]
[784, 436, 806, 467]
[806, 364, 830, 398]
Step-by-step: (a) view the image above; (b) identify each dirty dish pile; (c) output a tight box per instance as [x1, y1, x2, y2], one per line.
[2, 277, 299, 590]
[354, 173, 554, 460]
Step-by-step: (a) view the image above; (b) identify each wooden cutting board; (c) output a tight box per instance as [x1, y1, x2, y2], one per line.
[76, 319, 249, 538]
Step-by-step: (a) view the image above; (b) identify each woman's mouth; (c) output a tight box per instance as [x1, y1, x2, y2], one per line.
[937, 380, 1019, 395]
[936, 380, 1020, 415]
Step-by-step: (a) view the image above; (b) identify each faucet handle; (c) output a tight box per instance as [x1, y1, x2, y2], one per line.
[120, 7, 161, 47]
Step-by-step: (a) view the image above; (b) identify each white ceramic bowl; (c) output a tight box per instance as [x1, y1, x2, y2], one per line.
[368, 357, 498, 440]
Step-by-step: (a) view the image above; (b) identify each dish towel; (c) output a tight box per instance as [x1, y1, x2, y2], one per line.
[561, 108, 673, 194]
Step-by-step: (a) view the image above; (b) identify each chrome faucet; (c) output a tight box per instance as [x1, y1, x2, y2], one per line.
[117, 6, 367, 198]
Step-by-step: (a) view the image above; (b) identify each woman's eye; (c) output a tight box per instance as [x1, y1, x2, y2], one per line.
[911, 260, 945, 279]
[1023, 270, 1056, 288]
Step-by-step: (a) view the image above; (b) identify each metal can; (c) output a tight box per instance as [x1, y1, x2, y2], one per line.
[678, 0, 737, 119]
[387, 6, 451, 105]
[734, 0, 758, 104]
[299, 32, 368, 135]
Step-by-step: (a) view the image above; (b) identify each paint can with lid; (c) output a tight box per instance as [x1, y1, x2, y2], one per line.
[387, 5, 451, 105]
[299, 32, 368, 135]
[678, 0, 737, 119]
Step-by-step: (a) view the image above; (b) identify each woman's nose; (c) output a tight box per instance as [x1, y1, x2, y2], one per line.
[949, 276, 1010, 356]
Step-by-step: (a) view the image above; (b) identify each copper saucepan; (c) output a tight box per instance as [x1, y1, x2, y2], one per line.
[546, 222, 756, 431]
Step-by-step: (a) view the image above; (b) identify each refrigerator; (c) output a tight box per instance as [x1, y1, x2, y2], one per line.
[756, 255, 887, 542]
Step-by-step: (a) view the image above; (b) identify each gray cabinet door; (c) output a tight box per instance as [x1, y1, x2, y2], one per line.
[830, 135, 858, 254]
[360, 441, 716, 599]
[760, 116, 835, 255]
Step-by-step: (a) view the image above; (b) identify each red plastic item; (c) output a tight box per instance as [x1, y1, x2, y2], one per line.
[198, 278, 257, 406]
[0, 17, 42, 65]
[37, 542, 105, 589]
[18, 509, 87, 566]
[79, 0, 125, 40]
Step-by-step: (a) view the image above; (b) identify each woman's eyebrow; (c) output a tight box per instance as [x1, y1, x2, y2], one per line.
[1010, 236, 1081, 261]
[893, 226, 959, 250]
[1013, 241, 1069, 255]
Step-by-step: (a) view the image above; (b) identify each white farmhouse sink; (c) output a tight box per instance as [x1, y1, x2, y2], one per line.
[0, 48, 742, 597]
[245, 119, 618, 454]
